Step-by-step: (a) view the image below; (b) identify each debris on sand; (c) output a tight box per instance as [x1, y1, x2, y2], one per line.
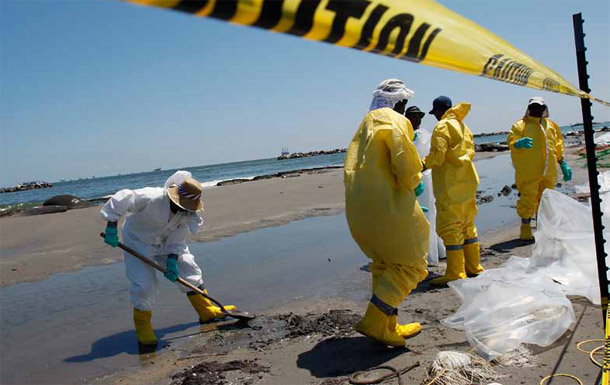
[192, 310, 361, 354]
[422, 351, 496, 385]
[171, 360, 269, 385]
[279, 310, 360, 339]
[493, 346, 536, 368]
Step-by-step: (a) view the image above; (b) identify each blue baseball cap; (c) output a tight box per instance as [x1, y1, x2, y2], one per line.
[429, 96, 452, 114]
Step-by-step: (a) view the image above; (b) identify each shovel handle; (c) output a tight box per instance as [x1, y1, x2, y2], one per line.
[100, 232, 231, 314]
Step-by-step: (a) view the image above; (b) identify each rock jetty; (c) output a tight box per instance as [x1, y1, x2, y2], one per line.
[475, 143, 509, 152]
[473, 131, 509, 138]
[278, 149, 346, 160]
[1, 181, 52, 194]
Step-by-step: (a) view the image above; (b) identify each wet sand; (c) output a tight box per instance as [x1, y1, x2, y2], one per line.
[0, 152, 502, 288]
[0, 145, 601, 385]
[93, 226, 604, 385]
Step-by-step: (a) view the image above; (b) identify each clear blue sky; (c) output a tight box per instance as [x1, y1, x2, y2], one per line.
[1, 0, 609, 186]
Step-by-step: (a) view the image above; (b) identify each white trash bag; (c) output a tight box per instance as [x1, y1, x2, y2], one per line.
[414, 127, 445, 265]
[441, 187, 610, 360]
[442, 268, 574, 361]
[531, 188, 604, 304]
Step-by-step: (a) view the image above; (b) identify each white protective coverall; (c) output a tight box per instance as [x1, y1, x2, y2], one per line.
[101, 183, 204, 311]
[413, 128, 446, 266]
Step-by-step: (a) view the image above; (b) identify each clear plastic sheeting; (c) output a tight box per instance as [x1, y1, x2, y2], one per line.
[533, 189, 604, 304]
[574, 170, 610, 195]
[595, 132, 610, 145]
[414, 127, 446, 265]
[442, 258, 575, 361]
[443, 188, 607, 360]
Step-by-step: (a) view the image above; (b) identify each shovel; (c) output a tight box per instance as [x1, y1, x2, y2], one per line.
[100, 233, 255, 321]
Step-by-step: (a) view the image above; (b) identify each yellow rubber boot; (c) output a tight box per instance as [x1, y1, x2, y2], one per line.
[394, 318, 422, 340]
[464, 241, 484, 277]
[354, 303, 405, 347]
[520, 222, 534, 241]
[133, 308, 157, 346]
[429, 249, 467, 286]
[187, 289, 237, 323]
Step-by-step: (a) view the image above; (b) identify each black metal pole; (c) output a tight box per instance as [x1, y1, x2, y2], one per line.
[572, 13, 608, 323]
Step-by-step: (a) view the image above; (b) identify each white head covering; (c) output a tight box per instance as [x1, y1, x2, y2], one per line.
[164, 170, 193, 192]
[525, 96, 549, 118]
[368, 79, 415, 111]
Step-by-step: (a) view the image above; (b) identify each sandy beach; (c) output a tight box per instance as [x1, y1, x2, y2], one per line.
[0, 147, 604, 385]
[0, 153, 501, 288]
[79, 147, 603, 385]
[94, 227, 604, 385]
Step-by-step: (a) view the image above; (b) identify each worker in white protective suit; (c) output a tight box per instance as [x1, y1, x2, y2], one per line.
[101, 171, 236, 349]
[405, 106, 446, 266]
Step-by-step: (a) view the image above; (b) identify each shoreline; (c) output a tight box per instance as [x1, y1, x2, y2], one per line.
[0, 149, 572, 289]
[1, 152, 503, 213]
[0, 145, 603, 385]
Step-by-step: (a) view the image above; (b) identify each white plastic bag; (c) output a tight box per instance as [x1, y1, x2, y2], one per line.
[442, 188, 609, 360]
[443, 263, 575, 361]
[531, 189, 603, 304]
[414, 128, 445, 265]
[574, 170, 610, 195]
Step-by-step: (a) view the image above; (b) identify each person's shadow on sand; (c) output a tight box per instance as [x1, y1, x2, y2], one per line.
[297, 336, 408, 377]
[64, 321, 246, 362]
[64, 322, 200, 362]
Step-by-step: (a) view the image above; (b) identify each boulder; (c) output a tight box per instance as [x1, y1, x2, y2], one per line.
[477, 195, 494, 204]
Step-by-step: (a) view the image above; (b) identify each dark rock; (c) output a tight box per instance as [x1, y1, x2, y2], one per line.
[0, 181, 52, 194]
[43, 195, 94, 209]
[216, 179, 251, 186]
[511, 183, 517, 189]
[473, 131, 510, 138]
[278, 148, 347, 160]
[500, 185, 512, 196]
[475, 143, 509, 152]
[477, 195, 494, 204]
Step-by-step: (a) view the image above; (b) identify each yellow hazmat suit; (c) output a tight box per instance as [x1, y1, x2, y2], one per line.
[345, 107, 429, 347]
[507, 116, 562, 224]
[424, 103, 483, 284]
[548, 119, 565, 163]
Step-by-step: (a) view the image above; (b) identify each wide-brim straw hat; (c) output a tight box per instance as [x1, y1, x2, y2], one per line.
[167, 177, 204, 212]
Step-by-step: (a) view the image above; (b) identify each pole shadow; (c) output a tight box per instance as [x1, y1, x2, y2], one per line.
[489, 238, 534, 253]
[297, 336, 409, 378]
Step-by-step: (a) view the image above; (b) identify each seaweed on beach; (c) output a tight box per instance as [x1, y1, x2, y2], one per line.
[171, 359, 269, 385]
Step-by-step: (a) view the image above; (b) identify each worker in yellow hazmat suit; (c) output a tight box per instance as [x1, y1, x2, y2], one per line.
[345, 79, 430, 347]
[423, 96, 484, 286]
[507, 97, 572, 241]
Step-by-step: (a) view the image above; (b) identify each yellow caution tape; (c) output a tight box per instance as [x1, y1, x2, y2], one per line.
[126, 0, 608, 106]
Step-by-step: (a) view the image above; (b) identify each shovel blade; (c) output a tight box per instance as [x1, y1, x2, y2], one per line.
[225, 310, 256, 321]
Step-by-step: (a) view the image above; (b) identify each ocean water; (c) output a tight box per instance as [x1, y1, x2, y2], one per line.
[0, 153, 345, 208]
[0, 123, 603, 208]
